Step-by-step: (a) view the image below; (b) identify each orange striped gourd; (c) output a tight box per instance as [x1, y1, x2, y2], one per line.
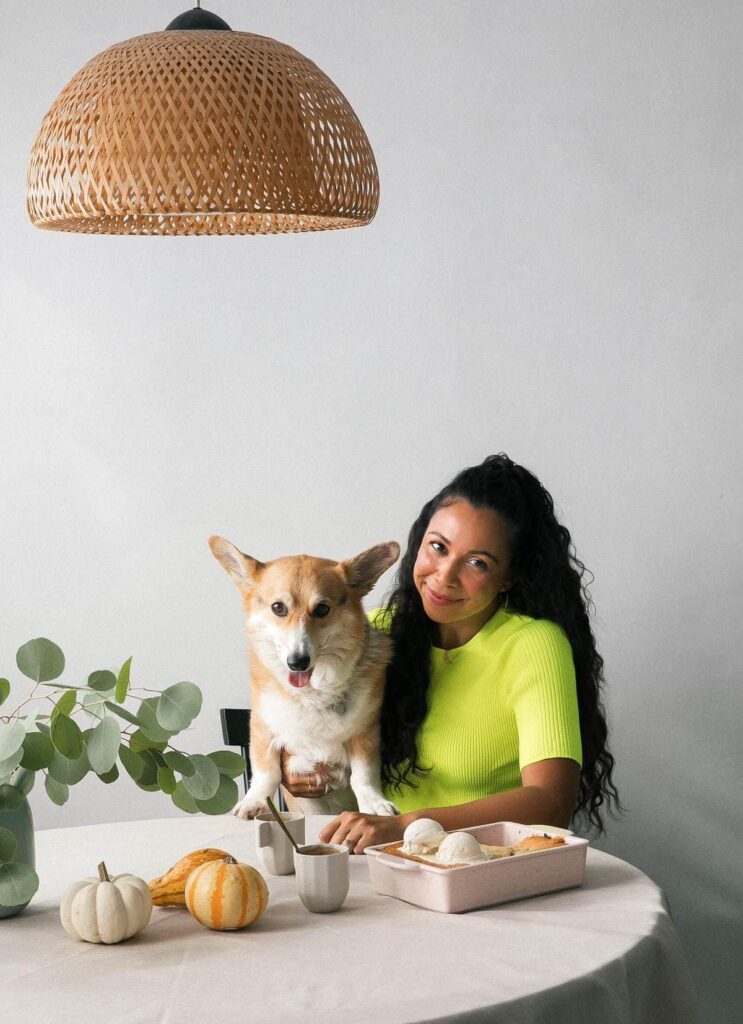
[185, 856, 268, 930]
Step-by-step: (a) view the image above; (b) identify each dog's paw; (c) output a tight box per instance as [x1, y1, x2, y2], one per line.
[287, 754, 348, 791]
[286, 753, 317, 776]
[357, 796, 400, 817]
[230, 795, 269, 820]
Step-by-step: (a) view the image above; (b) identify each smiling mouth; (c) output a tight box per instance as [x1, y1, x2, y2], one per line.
[426, 587, 460, 606]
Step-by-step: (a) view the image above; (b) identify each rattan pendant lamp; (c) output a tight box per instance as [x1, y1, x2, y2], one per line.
[27, 2, 379, 235]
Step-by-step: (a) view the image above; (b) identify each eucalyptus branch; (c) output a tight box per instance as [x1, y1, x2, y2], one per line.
[1, 638, 245, 818]
[3, 682, 43, 720]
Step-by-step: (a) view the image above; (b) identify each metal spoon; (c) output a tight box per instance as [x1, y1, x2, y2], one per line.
[265, 795, 301, 853]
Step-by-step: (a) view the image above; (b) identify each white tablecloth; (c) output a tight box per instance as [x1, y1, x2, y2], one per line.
[0, 815, 702, 1024]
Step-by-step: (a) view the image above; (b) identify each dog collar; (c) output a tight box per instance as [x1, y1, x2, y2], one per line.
[329, 692, 348, 715]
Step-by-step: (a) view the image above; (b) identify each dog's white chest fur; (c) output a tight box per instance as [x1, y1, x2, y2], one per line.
[259, 687, 363, 770]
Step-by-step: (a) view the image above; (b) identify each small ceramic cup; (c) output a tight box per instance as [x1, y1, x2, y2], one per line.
[255, 811, 305, 876]
[294, 844, 350, 913]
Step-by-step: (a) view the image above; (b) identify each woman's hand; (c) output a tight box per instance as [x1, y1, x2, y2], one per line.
[319, 810, 409, 853]
[279, 748, 339, 798]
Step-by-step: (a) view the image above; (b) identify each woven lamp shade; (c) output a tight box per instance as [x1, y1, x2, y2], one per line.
[27, 29, 379, 235]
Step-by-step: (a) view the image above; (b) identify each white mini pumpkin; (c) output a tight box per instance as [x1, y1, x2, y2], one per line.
[60, 861, 152, 944]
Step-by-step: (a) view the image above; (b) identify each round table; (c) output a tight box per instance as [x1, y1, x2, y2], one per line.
[1, 815, 702, 1024]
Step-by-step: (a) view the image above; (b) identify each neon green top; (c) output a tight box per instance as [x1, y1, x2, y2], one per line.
[370, 604, 582, 813]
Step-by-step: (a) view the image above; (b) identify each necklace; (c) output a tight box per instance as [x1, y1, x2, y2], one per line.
[442, 648, 460, 665]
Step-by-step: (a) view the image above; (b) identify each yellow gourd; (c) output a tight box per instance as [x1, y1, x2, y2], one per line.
[185, 856, 268, 930]
[148, 848, 232, 906]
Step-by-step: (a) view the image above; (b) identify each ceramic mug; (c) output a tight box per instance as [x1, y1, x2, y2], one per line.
[255, 811, 305, 875]
[293, 843, 350, 913]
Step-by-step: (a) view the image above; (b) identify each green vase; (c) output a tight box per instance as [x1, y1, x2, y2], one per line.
[0, 786, 36, 918]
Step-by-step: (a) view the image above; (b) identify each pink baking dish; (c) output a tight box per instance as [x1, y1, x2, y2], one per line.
[364, 822, 589, 913]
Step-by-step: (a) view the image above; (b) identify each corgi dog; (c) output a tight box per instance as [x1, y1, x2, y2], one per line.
[209, 535, 401, 820]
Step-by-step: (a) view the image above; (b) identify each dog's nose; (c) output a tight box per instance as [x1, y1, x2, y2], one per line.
[287, 654, 311, 672]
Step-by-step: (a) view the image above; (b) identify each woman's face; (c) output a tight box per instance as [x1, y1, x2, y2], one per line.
[413, 499, 514, 646]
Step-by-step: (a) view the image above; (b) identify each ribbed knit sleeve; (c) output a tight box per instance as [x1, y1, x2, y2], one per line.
[506, 620, 582, 771]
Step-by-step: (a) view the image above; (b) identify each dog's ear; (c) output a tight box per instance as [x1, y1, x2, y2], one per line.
[208, 536, 264, 591]
[340, 541, 400, 596]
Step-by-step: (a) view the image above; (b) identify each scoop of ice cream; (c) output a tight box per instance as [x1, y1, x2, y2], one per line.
[401, 818, 447, 854]
[436, 831, 487, 864]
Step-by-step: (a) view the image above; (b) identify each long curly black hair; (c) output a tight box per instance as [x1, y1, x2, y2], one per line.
[379, 453, 621, 835]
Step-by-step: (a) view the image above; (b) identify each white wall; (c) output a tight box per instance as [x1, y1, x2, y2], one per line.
[2, 1, 740, 1018]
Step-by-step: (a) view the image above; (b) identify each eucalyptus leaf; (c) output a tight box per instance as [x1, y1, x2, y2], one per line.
[47, 747, 89, 786]
[157, 765, 177, 794]
[22, 711, 42, 733]
[115, 657, 132, 703]
[118, 744, 145, 782]
[51, 714, 83, 760]
[104, 701, 140, 727]
[86, 717, 121, 774]
[163, 750, 195, 777]
[0, 678, 10, 706]
[171, 780, 199, 814]
[182, 754, 220, 800]
[136, 781, 161, 792]
[20, 732, 55, 771]
[97, 764, 120, 784]
[194, 774, 239, 815]
[130, 748, 158, 787]
[0, 721, 26, 761]
[11, 768, 35, 797]
[156, 682, 202, 732]
[138, 698, 175, 743]
[53, 689, 77, 720]
[0, 748, 23, 779]
[16, 638, 65, 683]
[130, 730, 167, 754]
[0, 861, 39, 906]
[0, 827, 17, 863]
[88, 669, 117, 693]
[207, 750, 247, 779]
[44, 775, 69, 806]
[82, 691, 106, 720]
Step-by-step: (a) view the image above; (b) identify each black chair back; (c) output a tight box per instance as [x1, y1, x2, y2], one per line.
[219, 707, 251, 794]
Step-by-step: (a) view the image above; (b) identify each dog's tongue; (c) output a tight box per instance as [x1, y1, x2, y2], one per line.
[288, 669, 313, 688]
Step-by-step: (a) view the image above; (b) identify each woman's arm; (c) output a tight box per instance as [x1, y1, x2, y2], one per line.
[424, 759, 580, 831]
[318, 758, 580, 852]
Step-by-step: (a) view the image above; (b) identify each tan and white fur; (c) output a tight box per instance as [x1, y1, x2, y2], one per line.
[209, 535, 400, 820]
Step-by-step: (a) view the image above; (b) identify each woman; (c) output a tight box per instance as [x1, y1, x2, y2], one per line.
[282, 453, 620, 852]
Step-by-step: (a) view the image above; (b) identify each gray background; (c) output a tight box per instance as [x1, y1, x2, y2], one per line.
[1, 2, 740, 1019]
